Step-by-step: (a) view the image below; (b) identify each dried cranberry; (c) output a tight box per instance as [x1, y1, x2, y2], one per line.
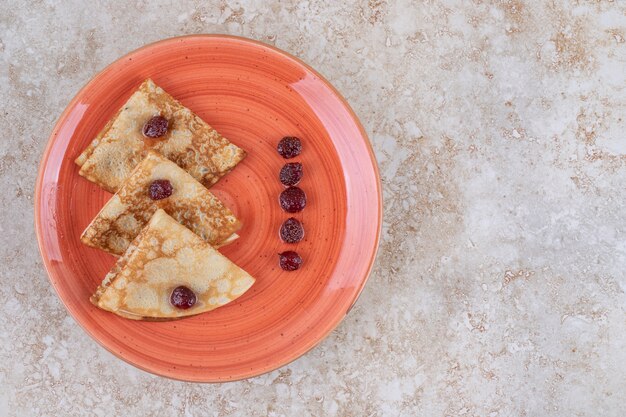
[277, 136, 302, 159]
[142, 115, 169, 138]
[279, 162, 303, 186]
[149, 179, 173, 200]
[278, 251, 303, 271]
[280, 217, 304, 243]
[279, 186, 306, 213]
[170, 286, 197, 309]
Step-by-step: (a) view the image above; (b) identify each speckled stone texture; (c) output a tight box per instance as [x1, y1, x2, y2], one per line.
[1, 1, 625, 416]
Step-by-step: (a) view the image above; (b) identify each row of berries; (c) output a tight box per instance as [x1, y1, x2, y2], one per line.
[277, 137, 305, 271]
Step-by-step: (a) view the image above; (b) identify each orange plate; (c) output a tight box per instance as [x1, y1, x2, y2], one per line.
[35, 35, 381, 382]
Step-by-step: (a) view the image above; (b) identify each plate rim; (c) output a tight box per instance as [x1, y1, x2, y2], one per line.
[34, 34, 383, 382]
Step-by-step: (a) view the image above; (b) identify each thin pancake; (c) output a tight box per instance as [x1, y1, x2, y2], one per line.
[76, 78, 246, 193]
[81, 151, 240, 256]
[91, 209, 255, 320]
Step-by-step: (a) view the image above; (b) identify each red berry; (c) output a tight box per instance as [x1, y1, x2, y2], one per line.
[149, 179, 173, 200]
[279, 251, 303, 271]
[279, 186, 306, 213]
[170, 286, 197, 309]
[279, 162, 303, 186]
[277, 136, 302, 159]
[142, 115, 169, 138]
[280, 218, 304, 243]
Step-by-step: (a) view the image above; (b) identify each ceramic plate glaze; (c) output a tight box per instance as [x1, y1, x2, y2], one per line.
[35, 35, 381, 382]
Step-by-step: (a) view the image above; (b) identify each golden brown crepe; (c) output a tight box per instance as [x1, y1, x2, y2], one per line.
[81, 151, 240, 256]
[91, 209, 255, 320]
[75, 78, 246, 193]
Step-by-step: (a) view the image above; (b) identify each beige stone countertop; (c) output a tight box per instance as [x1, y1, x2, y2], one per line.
[2, 1, 625, 416]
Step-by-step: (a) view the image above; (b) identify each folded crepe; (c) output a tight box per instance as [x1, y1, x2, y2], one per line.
[75, 78, 246, 193]
[81, 151, 240, 256]
[91, 209, 255, 320]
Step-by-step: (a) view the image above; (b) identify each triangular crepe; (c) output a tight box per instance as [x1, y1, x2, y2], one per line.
[75, 78, 245, 193]
[81, 151, 240, 256]
[91, 209, 255, 320]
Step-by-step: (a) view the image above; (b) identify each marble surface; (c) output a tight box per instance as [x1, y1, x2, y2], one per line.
[2, 1, 625, 416]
